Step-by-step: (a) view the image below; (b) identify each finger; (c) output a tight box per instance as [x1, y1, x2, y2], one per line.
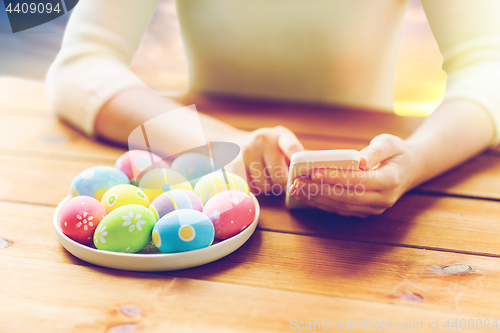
[311, 167, 395, 191]
[295, 177, 387, 207]
[296, 188, 386, 215]
[295, 195, 369, 218]
[263, 147, 289, 188]
[244, 151, 271, 194]
[359, 134, 404, 170]
[276, 126, 304, 160]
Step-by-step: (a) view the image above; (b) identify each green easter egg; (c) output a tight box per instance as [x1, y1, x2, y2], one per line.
[93, 204, 156, 253]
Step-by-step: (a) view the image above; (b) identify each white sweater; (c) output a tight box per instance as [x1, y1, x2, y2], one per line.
[46, 0, 500, 145]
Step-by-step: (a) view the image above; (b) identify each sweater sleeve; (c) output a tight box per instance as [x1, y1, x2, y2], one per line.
[421, 0, 500, 146]
[46, 0, 158, 136]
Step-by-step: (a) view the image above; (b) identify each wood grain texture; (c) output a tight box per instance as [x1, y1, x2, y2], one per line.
[1, 256, 490, 333]
[2, 78, 500, 332]
[1, 154, 500, 256]
[0, 78, 51, 117]
[2, 201, 500, 319]
[3, 113, 500, 203]
[0, 114, 124, 161]
[175, 93, 424, 141]
[417, 154, 500, 200]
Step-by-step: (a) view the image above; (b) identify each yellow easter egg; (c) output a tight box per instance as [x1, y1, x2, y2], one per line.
[138, 168, 193, 202]
[101, 184, 150, 213]
[194, 171, 249, 205]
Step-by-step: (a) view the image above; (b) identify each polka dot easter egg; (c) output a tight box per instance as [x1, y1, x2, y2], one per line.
[70, 166, 130, 201]
[194, 171, 249, 205]
[171, 153, 220, 188]
[101, 184, 150, 214]
[115, 150, 169, 185]
[138, 168, 193, 202]
[149, 189, 203, 220]
[59, 196, 106, 244]
[203, 190, 255, 240]
[152, 209, 215, 253]
[94, 205, 156, 253]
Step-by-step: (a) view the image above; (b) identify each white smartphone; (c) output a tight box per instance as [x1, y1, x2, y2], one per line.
[285, 149, 361, 209]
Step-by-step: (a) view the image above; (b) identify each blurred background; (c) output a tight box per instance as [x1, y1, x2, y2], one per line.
[0, 0, 446, 117]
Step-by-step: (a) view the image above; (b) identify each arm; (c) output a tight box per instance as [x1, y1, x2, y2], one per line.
[291, 0, 500, 217]
[47, 0, 302, 193]
[95, 87, 304, 193]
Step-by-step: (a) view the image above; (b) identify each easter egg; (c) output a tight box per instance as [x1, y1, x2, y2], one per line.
[149, 189, 203, 220]
[194, 171, 249, 205]
[138, 168, 193, 202]
[115, 150, 169, 184]
[94, 204, 156, 253]
[101, 184, 150, 213]
[70, 166, 130, 201]
[59, 196, 107, 244]
[171, 153, 220, 187]
[203, 190, 255, 240]
[152, 209, 215, 253]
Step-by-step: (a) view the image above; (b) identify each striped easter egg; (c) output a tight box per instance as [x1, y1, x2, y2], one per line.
[193, 171, 249, 205]
[149, 189, 203, 220]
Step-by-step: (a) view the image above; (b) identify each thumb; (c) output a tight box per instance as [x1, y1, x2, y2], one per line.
[359, 134, 403, 170]
[276, 126, 304, 159]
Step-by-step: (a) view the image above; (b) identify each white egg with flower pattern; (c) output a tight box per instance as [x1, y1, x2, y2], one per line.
[93, 204, 156, 253]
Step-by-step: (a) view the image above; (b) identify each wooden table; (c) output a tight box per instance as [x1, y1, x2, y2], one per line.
[2, 78, 500, 332]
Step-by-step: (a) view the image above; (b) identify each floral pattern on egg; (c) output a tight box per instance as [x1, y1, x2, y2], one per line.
[94, 205, 156, 253]
[59, 196, 106, 244]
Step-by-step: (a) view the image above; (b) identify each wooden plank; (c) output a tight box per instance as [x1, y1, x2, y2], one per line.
[0, 77, 51, 117]
[0, 114, 124, 162]
[0, 78, 424, 141]
[2, 154, 500, 256]
[417, 154, 500, 200]
[256, 193, 500, 256]
[174, 93, 424, 141]
[1, 256, 490, 333]
[5, 112, 500, 203]
[3, 202, 500, 319]
[0, 155, 112, 206]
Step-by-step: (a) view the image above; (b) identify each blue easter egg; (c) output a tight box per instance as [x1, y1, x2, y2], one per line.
[171, 153, 220, 187]
[152, 209, 215, 253]
[70, 166, 130, 201]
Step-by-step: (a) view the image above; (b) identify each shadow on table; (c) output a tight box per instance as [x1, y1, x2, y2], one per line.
[156, 191, 437, 282]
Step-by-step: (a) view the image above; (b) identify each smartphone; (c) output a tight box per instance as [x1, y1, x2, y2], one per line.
[285, 149, 360, 209]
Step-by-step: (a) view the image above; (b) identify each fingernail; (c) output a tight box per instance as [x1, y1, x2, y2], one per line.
[359, 156, 369, 170]
[289, 185, 296, 195]
[313, 172, 324, 180]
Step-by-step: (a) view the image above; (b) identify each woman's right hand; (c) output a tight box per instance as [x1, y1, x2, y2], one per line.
[230, 126, 304, 195]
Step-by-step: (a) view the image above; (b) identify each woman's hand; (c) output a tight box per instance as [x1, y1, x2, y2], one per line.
[289, 134, 417, 218]
[231, 126, 304, 195]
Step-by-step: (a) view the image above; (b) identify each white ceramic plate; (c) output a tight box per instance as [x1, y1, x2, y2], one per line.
[53, 194, 260, 272]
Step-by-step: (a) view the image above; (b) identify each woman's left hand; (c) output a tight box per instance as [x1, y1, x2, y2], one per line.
[289, 134, 417, 218]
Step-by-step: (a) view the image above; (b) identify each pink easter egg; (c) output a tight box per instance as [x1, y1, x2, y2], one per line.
[59, 196, 106, 244]
[115, 150, 169, 184]
[202, 190, 255, 240]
